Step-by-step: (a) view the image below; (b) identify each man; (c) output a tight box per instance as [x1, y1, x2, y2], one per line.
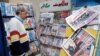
[7, 6, 30, 56]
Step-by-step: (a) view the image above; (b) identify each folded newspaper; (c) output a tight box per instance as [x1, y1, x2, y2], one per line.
[62, 29, 95, 56]
[93, 31, 100, 56]
[65, 7, 98, 31]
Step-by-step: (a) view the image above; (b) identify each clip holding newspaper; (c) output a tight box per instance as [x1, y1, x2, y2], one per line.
[65, 7, 98, 31]
[62, 29, 95, 56]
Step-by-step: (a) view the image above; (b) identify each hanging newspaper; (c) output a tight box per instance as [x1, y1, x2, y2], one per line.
[62, 29, 95, 56]
[65, 7, 98, 31]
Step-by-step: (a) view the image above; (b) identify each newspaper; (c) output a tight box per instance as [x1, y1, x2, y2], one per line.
[66, 7, 98, 31]
[86, 25, 100, 30]
[93, 31, 100, 56]
[90, 5, 100, 14]
[62, 29, 95, 56]
[88, 16, 100, 25]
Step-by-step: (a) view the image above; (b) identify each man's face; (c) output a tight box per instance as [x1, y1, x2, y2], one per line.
[19, 10, 28, 19]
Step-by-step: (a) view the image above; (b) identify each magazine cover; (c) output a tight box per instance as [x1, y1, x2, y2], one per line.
[56, 24, 67, 38]
[40, 45, 60, 56]
[51, 24, 59, 36]
[62, 29, 95, 56]
[42, 26, 51, 35]
[65, 7, 98, 31]
[40, 13, 54, 24]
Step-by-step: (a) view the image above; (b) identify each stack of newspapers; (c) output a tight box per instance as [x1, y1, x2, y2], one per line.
[62, 5, 100, 56]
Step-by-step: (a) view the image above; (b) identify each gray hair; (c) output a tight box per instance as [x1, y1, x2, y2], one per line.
[16, 6, 27, 15]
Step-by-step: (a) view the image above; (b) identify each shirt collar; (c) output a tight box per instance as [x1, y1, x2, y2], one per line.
[15, 16, 24, 23]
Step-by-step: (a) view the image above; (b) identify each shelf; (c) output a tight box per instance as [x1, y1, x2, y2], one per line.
[40, 33, 65, 39]
[40, 23, 52, 27]
[41, 43, 61, 49]
[2, 16, 14, 18]
[2, 16, 33, 18]
[29, 40, 38, 43]
[27, 16, 33, 18]
[25, 28, 34, 31]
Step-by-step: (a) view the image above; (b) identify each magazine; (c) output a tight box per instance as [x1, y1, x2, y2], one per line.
[40, 13, 54, 24]
[40, 35, 63, 48]
[62, 29, 95, 56]
[40, 45, 60, 56]
[51, 24, 59, 36]
[56, 24, 67, 38]
[65, 7, 98, 31]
